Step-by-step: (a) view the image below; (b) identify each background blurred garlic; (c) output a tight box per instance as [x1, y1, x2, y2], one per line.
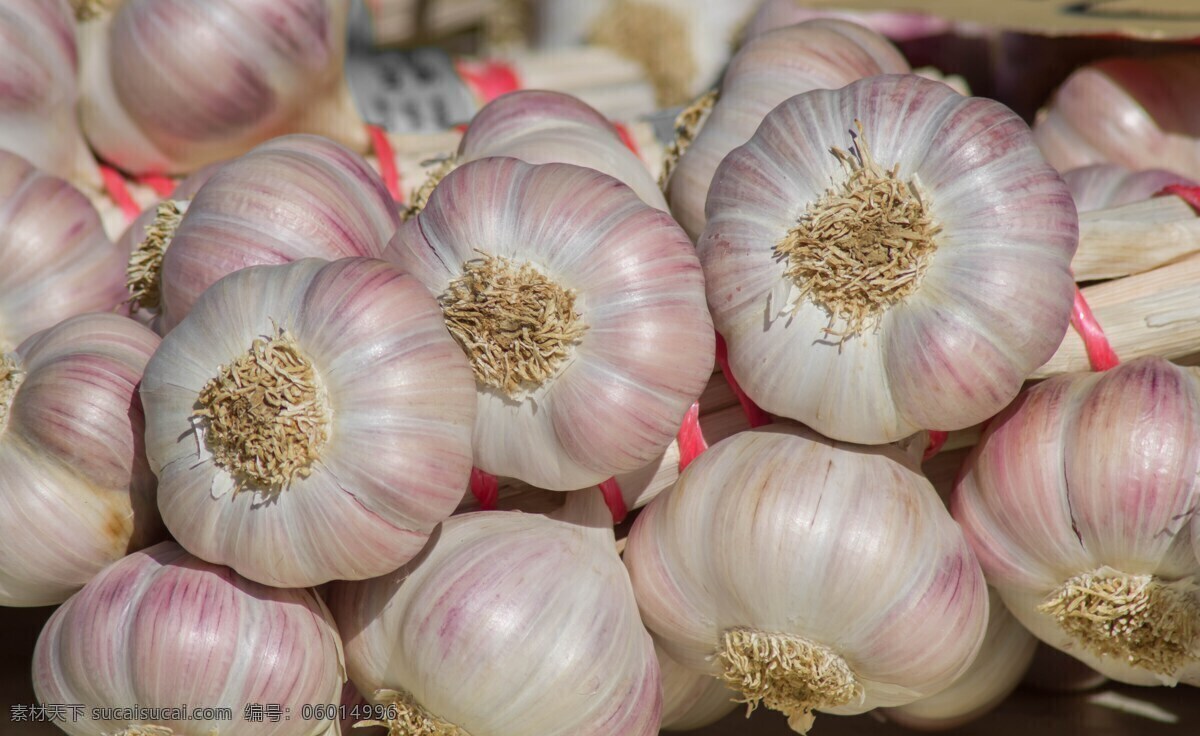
[701, 74, 1078, 444]
[743, 0, 954, 43]
[624, 425, 988, 734]
[1063, 164, 1197, 213]
[665, 20, 909, 240]
[78, 0, 368, 175]
[953, 357, 1200, 686]
[141, 258, 476, 587]
[34, 541, 344, 736]
[388, 157, 714, 491]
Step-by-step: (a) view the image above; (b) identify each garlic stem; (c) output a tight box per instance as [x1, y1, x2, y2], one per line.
[110, 727, 176, 736]
[659, 89, 718, 190]
[367, 689, 472, 736]
[588, 0, 696, 107]
[69, 0, 111, 22]
[126, 200, 188, 312]
[0, 353, 23, 430]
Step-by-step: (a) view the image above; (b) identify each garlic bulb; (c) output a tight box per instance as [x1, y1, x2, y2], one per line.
[743, 0, 953, 43]
[701, 74, 1078, 444]
[140, 258, 476, 587]
[0, 0, 100, 189]
[33, 541, 344, 736]
[665, 19, 909, 240]
[624, 425, 989, 734]
[659, 643, 738, 731]
[328, 488, 661, 736]
[387, 156, 714, 490]
[0, 313, 162, 607]
[126, 135, 398, 334]
[953, 356, 1200, 686]
[1063, 163, 1197, 213]
[0, 150, 126, 352]
[78, 0, 367, 175]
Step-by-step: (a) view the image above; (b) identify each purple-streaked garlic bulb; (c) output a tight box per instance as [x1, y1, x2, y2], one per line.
[701, 74, 1078, 444]
[0, 0, 100, 189]
[665, 19, 909, 240]
[1063, 163, 1197, 213]
[1033, 54, 1200, 176]
[0, 151, 126, 352]
[140, 258, 476, 587]
[78, 0, 366, 175]
[659, 644, 737, 731]
[329, 489, 661, 736]
[0, 313, 162, 607]
[33, 541, 344, 736]
[125, 135, 398, 335]
[953, 357, 1200, 686]
[387, 157, 714, 491]
[743, 0, 953, 43]
[624, 425, 989, 734]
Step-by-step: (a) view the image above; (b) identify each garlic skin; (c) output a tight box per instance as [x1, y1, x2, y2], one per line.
[0, 0, 100, 189]
[701, 74, 1078, 444]
[624, 425, 988, 733]
[743, 0, 954, 43]
[667, 20, 909, 240]
[388, 157, 714, 491]
[33, 541, 344, 736]
[0, 313, 162, 607]
[0, 151, 126, 352]
[953, 357, 1200, 686]
[658, 643, 737, 731]
[140, 258, 476, 587]
[1063, 164, 1197, 213]
[79, 0, 367, 175]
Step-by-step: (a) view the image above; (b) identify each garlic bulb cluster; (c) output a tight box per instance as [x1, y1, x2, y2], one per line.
[701, 74, 1078, 444]
[34, 541, 344, 736]
[140, 258, 476, 587]
[0, 150, 126, 352]
[0, 0, 100, 189]
[329, 489, 661, 736]
[665, 19, 909, 240]
[387, 156, 714, 491]
[1063, 163, 1196, 213]
[743, 0, 954, 43]
[78, 0, 367, 175]
[0, 313, 162, 607]
[953, 356, 1200, 686]
[624, 425, 989, 734]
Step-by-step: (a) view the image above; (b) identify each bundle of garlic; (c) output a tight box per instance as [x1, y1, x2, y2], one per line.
[953, 356, 1200, 686]
[664, 19, 910, 240]
[328, 488, 661, 736]
[0, 313, 162, 607]
[701, 74, 1078, 444]
[0, 150, 126, 352]
[33, 541, 345, 736]
[387, 156, 714, 491]
[77, 0, 368, 175]
[624, 425, 989, 734]
[140, 258, 477, 587]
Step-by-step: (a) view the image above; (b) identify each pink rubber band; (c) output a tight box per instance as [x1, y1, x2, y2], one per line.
[1158, 184, 1200, 211]
[366, 124, 402, 202]
[469, 467, 498, 510]
[1070, 285, 1120, 372]
[98, 164, 141, 222]
[715, 333, 771, 428]
[676, 401, 708, 471]
[136, 174, 176, 198]
[454, 59, 521, 104]
[599, 477, 627, 524]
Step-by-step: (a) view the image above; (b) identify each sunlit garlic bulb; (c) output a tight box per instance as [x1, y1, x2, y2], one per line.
[1063, 163, 1197, 213]
[953, 357, 1200, 686]
[701, 74, 1078, 444]
[624, 425, 989, 734]
[140, 258, 476, 587]
[388, 156, 714, 491]
[665, 19, 909, 240]
[78, 0, 366, 175]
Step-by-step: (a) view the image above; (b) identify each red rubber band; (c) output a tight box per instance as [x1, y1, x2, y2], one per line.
[1157, 184, 1200, 212]
[676, 401, 708, 472]
[454, 59, 521, 104]
[612, 121, 641, 158]
[1070, 285, 1120, 372]
[366, 124, 403, 203]
[98, 163, 141, 222]
[923, 430, 948, 462]
[136, 174, 176, 198]
[715, 332, 771, 428]
[469, 467, 499, 510]
[599, 477, 627, 524]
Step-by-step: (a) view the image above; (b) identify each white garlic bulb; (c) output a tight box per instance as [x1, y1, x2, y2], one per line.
[701, 74, 1078, 444]
[666, 19, 909, 240]
[1063, 163, 1197, 213]
[388, 156, 713, 491]
[34, 541, 344, 736]
[624, 424, 989, 734]
[658, 643, 738, 731]
[78, 0, 367, 175]
[140, 258, 476, 587]
[953, 356, 1200, 686]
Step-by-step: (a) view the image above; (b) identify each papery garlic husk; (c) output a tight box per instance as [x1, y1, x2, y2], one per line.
[701, 74, 1078, 444]
[328, 488, 661, 736]
[0, 150, 126, 352]
[0, 313, 163, 607]
[658, 641, 738, 731]
[78, 0, 367, 175]
[1033, 54, 1200, 176]
[883, 587, 1037, 731]
[34, 541, 344, 736]
[127, 135, 398, 335]
[0, 0, 100, 189]
[666, 19, 909, 240]
[387, 156, 714, 491]
[140, 258, 476, 587]
[624, 424, 989, 734]
[1064, 164, 1197, 213]
[953, 356, 1200, 686]
[743, 0, 954, 43]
